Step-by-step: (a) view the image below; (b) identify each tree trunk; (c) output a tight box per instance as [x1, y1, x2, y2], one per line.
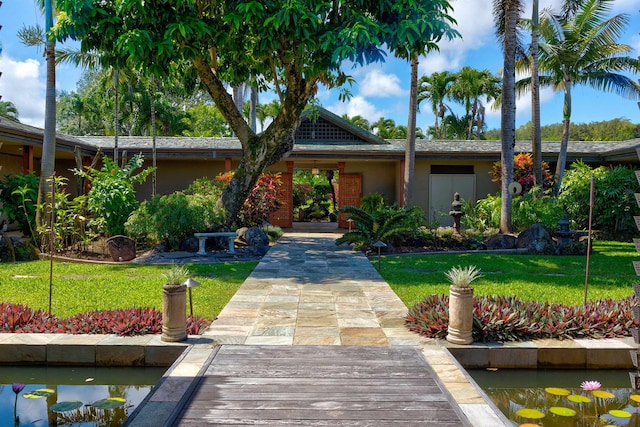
[531, 0, 543, 187]
[150, 74, 157, 196]
[554, 76, 572, 196]
[113, 69, 120, 165]
[192, 57, 314, 226]
[403, 56, 418, 207]
[36, 1, 56, 228]
[500, 0, 518, 234]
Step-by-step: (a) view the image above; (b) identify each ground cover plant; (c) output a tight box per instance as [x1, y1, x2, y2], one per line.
[0, 261, 256, 334]
[380, 241, 638, 342]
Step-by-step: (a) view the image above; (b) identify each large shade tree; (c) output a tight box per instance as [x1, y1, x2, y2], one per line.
[516, 0, 640, 195]
[55, 0, 457, 226]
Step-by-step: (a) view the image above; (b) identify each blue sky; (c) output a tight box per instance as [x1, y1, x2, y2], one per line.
[1, 0, 639, 133]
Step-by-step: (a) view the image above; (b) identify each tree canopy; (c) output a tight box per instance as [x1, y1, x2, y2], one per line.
[54, 0, 457, 225]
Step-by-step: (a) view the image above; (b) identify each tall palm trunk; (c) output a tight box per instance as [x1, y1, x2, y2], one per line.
[113, 69, 119, 165]
[500, 0, 519, 233]
[36, 0, 56, 228]
[403, 56, 419, 207]
[150, 75, 157, 196]
[531, 0, 543, 187]
[554, 73, 572, 195]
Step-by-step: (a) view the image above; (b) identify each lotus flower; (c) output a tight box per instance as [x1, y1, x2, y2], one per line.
[580, 380, 601, 391]
[12, 383, 25, 394]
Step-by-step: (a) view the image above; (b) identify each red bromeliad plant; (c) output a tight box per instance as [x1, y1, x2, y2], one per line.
[215, 172, 284, 227]
[491, 153, 553, 193]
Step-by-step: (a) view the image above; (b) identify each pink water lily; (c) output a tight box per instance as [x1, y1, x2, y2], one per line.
[581, 380, 601, 391]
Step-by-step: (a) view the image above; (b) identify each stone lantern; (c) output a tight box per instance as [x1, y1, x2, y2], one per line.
[449, 192, 465, 235]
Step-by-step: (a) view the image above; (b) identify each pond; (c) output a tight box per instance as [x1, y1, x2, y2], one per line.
[1, 365, 166, 426]
[469, 369, 640, 426]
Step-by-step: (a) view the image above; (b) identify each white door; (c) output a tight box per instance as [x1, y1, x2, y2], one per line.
[429, 174, 476, 226]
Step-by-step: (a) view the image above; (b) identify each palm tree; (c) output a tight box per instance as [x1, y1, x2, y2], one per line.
[417, 71, 456, 139]
[494, 0, 524, 233]
[450, 67, 502, 139]
[517, 0, 640, 195]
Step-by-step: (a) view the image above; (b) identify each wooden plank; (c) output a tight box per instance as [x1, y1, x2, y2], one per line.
[173, 345, 469, 426]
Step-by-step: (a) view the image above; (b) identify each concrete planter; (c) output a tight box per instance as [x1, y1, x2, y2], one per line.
[162, 284, 187, 342]
[446, 285, 474, 345]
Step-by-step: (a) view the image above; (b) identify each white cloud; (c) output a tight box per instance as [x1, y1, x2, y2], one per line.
[0, 54, 45, 127]
[326, 96, 386, 123]
[358, 68, 406, 97]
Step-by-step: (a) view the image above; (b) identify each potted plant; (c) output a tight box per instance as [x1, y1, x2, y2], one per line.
[161, 263, 189, 342]
[445, 265, 482, 345]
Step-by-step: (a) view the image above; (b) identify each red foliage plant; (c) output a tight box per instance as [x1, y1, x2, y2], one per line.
[491, 153, 553, 193]
[215, 172, 284, 226]
[0, 303, 210, 337]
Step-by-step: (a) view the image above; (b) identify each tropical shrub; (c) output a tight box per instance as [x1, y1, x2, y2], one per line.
[0, 172, 38, 236]
[336, 205, 414, 251]
[126, 192, 224, 250]
[360, 192, 387, 213]
[559, 161, 638, 236]
[75, 154, 153, 236]
[406, 294, 636, 342]
[462, 188, 564, 233]
[0, 303, 210, 336]
[491, 153, 553, 192]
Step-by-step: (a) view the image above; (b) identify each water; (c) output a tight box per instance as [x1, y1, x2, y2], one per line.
[0, 366, 166, 426]
[469, 369, 640, 426]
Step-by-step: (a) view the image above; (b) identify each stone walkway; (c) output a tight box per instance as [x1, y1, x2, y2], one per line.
[202, 232, 419, 346]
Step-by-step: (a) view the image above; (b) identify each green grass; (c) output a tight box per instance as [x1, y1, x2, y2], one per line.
[0, 261, 257, 319]
[380, 240, 637, 307]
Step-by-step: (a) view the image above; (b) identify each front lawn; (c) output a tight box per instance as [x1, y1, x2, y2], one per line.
[380, 240, 636, 307]
[0, 261, 257, 319]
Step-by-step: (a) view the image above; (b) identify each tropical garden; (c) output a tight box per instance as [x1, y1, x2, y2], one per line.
[0, 0, 639, 345]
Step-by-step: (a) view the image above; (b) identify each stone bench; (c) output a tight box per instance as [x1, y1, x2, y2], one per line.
[194, 232, 237, 255]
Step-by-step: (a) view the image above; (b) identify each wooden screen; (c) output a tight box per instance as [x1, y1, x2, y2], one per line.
[269, 173, 293, 228]
[338, 174, 362, 228]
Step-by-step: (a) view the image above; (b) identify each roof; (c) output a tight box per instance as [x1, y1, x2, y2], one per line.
[1, 115, 639, 163]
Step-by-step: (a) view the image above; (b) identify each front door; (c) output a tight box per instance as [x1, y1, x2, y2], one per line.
[338, 174, 362, 228]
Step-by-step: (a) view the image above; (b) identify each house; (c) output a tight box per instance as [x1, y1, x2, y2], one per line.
[1, 110, 639, 228]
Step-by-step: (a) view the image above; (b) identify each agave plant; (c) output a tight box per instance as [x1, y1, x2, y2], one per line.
[335, 205, 413, 251]
[444, 265, 482, 288]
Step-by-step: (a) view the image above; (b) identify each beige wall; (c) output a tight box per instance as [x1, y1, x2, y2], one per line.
[340, 160, 398, 204]
[0, 154, 24, 176]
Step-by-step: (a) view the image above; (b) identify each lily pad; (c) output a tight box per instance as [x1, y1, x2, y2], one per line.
[51, 401, 83, 413]
[630, 394, 640, 403]
[92, 397, 126, 410]
[516, 408, 545, 419]
[545, 387, 570, 396]
[23, 388, 55, 399]
[567, 394, 591, 403]
[592, 390, 615, 399]
[608, 409, 632, 418]
[549, 407, 576, 417]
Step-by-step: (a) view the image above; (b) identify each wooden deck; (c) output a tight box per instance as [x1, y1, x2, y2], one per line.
[172, 345, 469, 426]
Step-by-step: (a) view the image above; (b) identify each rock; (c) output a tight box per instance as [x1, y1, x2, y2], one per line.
[10, 237, 40, 261]
[236, 227, 249, 241]
[245, 227, 270, 256]
[179, 237, 199, 253]
[484, 234, 517, 250]
[106, 235, 136, 262]
[517, 224, 556, 254]
[0, 233, 15, 262]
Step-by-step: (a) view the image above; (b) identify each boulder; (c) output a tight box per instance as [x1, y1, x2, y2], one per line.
[517, 224, 556, 254]
[0, 233, 15, 262]
[179, 236, 199, 253]
[245, 227, 270, 256]
[106, 235, 136, 262]
[10, 237, 40, 261]
[484, 234, 517, 250]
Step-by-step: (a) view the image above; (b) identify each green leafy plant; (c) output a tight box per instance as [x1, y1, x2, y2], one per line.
[336, 205, 413, 251]
[126, 192, 224, 250]
[559, 161, 639, 237]
[75, 154, 153, 236]
[163, 264, 190, 286]
[444, 265, 482, 288]
[359, 192, 387, 213]
[0, 172, 38, 236]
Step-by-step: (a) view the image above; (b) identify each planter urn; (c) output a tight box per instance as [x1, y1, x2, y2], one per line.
[161, 284, 187, 342]
[446, 285, 474, 345]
